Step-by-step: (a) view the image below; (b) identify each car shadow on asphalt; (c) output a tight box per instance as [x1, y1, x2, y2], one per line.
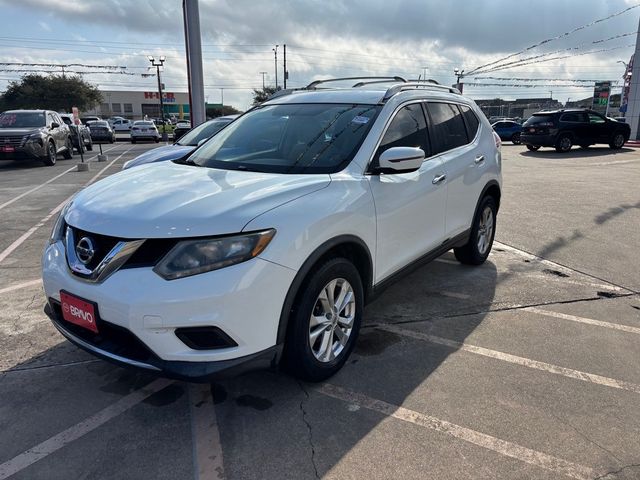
[518, 147, 635, 160]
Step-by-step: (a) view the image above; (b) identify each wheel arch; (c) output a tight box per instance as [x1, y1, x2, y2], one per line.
[276, 235, 373, 346]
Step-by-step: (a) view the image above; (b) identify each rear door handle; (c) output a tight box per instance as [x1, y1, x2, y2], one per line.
[432, 174, 446, 185]
[474, 155, 485, 164]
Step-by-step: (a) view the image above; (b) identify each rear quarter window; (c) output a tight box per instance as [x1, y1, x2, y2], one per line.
[460, 105, 480, 140]
[524, 115, 554, 126]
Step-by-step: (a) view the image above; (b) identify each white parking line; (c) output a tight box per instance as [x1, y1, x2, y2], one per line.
[378, 325, 640, 395]
[189, 384, 225, 480]
[317, 384, 595, 480]
[0, 147, 133, 265]
[524, 306, 640, 335]
[0, 146, 119, 212]
[0, 279, 41, 295]
[0, 378, 173, 480]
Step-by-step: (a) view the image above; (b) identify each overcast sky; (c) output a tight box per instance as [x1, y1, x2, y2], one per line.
[0, 0, 637, 110]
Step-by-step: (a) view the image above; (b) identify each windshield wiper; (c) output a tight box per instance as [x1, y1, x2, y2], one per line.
[173, 156, 200, 166]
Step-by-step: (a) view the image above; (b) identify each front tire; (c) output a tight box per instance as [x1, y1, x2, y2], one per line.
[283, 258, 363, 382]
[609, 132, 625, 150]
[454, 196, 497, 265]
[526, 144, 540, 151]
[42, 141, 57, 166]
[511, 132, 521, 145]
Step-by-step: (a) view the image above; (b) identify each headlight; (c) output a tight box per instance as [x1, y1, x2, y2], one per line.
[153, 229, 276, 280]
[48, 200, 73, 244]
[25, 133, 44, 146]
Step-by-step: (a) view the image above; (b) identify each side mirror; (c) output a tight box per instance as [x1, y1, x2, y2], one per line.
[376, 147, 424, 174]
[50, 122, 60, 129]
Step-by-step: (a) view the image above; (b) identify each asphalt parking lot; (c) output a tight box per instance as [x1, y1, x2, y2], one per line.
[0, 142, 639, 480]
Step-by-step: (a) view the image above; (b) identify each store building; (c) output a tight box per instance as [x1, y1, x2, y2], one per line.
[84, 90, 191, 120]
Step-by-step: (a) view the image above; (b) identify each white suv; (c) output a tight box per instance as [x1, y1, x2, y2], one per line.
[42, 77, 502, 381]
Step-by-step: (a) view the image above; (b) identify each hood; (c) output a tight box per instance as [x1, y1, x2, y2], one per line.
[122, 144, 194, 170]
[65, 162, 331, 238]
[0, 127, 45, 136]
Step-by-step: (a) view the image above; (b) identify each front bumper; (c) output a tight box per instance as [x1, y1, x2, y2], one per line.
[44, 302, 281, 381]
[42, 240, 296, 380]
[0, 142, 47, 160]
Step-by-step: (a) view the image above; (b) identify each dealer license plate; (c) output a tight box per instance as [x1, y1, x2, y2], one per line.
[60, 290, 99, 333]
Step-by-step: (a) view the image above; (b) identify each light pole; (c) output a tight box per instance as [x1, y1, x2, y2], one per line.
[273, 45, 279, 89]
[454, 68, 464, 93]
[148, 55, 168, 141]
[260, 71, 267, 90]
[421, 66, 428, 81]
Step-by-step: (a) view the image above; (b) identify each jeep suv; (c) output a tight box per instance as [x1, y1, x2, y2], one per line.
[42, 77, 502, 381]
[521, 108, 630, 152]
[0, 110, 74, 165]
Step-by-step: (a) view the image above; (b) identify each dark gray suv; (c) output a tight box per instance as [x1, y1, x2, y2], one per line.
[0, 110, 74, 166]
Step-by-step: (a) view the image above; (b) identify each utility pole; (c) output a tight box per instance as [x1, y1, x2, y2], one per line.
[260, 71, 267, 89]
[182, 0, 206, 127]
[283, 44, 288, 89]
[220, 88, 224, 106]
[273, 45, 279, 89]
[148, 55, 167, 141]
[422, 66, 428, 81]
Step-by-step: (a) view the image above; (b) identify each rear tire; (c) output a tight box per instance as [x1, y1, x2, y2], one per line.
[454, 196, 497, 265]
[555, 134, 572, 153]
[609, 132, 625, 150]
[283, 258, 363, 382]
[511, 132, 521, 145]
[526, 144, 540, 151]
[42, 141, 57, 166]
[63, 138, 73, 159]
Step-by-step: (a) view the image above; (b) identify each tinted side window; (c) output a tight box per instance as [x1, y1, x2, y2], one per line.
[426, 102, 468, 154]
[377, 103, 429, 159]
[560, 113, 585, 122]
[460, 105, 480, 140]
[588, 113, 605, 124]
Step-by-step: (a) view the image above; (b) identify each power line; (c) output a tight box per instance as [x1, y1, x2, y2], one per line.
[467, 4, 640, 75]
[473, 44, 635, 76]
[474, 76, 620, 83]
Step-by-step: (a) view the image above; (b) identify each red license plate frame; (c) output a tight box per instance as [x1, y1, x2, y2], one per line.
[60, 290, 99, 333]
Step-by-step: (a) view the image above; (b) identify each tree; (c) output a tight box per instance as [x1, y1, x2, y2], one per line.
[205, 104, 241, 119]
[0, 74, 102, 112]
[251, 86, 279, 106]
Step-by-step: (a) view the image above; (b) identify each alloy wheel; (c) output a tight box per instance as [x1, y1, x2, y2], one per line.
[308, 278, 355, 363]
[477, 206, 494, 255]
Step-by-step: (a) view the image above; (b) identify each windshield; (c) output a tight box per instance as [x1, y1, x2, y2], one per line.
[0, 112, 46, 128]
[188, 103, 380, 174]
[135, 122, 155, 127]
[177, 119, 232, 146]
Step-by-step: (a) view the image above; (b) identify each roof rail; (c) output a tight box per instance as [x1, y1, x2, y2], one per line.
[306, 76, 407, 89]
[383, 81, 460, 101]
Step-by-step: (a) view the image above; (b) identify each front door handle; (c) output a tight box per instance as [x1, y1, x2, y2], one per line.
[432, 174, 446, 185]
[474, 155, 485, 164]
